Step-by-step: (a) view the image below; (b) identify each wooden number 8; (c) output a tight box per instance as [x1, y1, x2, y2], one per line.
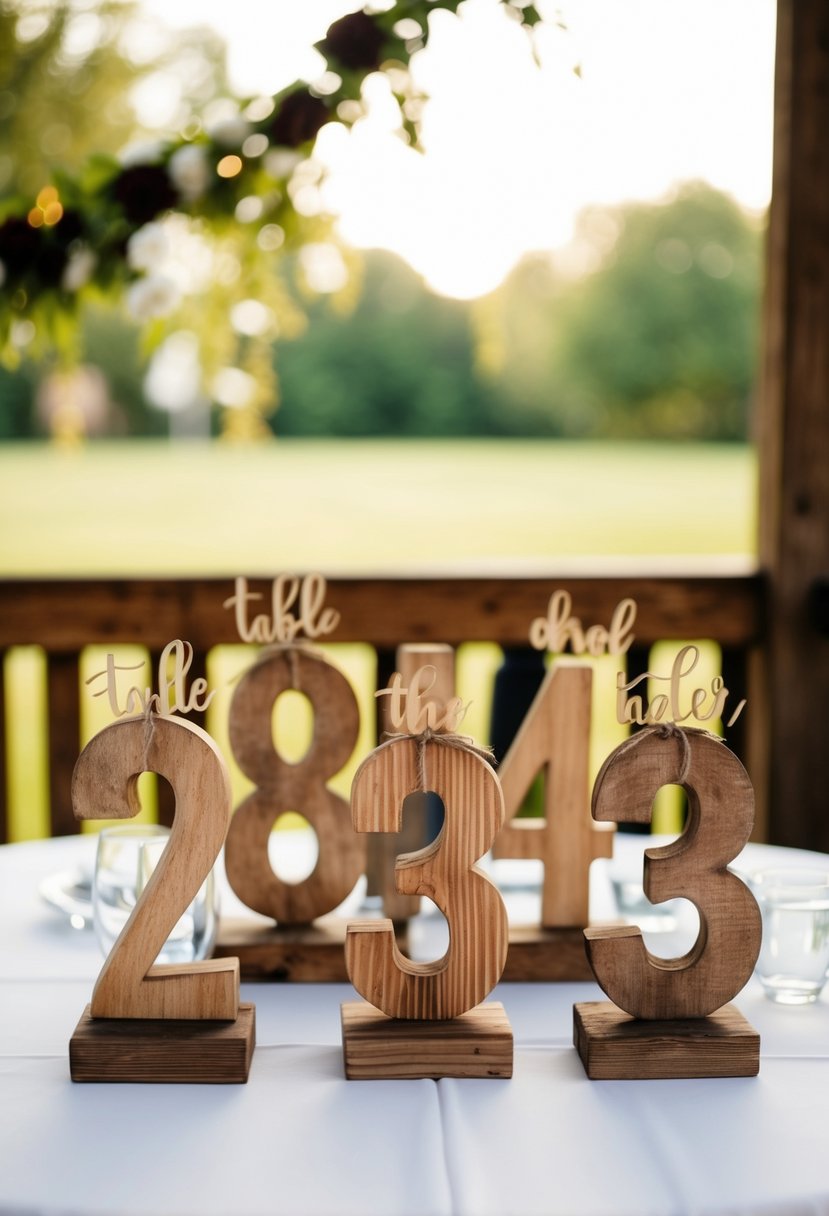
[72, 715, 239, 1021]
[224, 648, 363, 924]
[585, 729, 761, 1020]
[346, 737, 508, 1021]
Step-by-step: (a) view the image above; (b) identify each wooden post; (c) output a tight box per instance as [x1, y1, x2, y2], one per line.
[47, 653, 81, 837]
[0, 650, 7, 843]
[757, 0, 829, 850]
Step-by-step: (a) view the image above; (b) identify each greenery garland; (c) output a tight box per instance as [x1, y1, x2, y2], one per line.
[0, 0, 541, 436]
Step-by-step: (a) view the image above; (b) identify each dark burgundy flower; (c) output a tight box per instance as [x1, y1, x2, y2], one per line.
[318, 11, 386, 71]
[269, 89, 330, 148]
[35, 237, 69, 288]
[0, 217, 40, 279]
[53, 208, 85, 247]
[110, 164, 178, 226]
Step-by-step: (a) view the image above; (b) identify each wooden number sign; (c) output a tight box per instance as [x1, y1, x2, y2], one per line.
[69, 714, 255, 1083]
[574, 727, 761, 1079]
[341, 725, 513, 1079]
[366, 642, 456, 922]
[494, 659, 614, 980]
[215, 646, 364, 981]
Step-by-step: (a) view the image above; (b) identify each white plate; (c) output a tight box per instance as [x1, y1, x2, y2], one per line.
[38, 868, 93, 929]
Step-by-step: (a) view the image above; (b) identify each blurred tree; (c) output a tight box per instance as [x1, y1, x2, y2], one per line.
[275, 250, 511, 437]
[0, 1, 228, 202]
[485, 182, 763, 440]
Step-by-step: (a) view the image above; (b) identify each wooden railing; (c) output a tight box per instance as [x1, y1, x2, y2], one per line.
[0, 571, 768, 845]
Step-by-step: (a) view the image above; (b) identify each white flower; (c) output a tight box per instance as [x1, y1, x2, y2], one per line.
[126, 274, 181, 322]
[208, 117, 251, 148]
[264, 148, 301, 181]
[119, 140, 165, 167]
[168, 144, 210, 202]
[61, 246, 97, 293]
[127, 222, 169, 272]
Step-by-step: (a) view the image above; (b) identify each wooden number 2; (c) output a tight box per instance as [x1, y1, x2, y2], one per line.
[585, 729, 761, 1020]
[224, 648, 363, 924]
[346, 737, 508, 1021]
[493, 660, 613, 926]
[72, 715, 239, 1021]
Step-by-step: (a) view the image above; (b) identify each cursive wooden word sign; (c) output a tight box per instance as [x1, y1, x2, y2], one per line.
[375, 664, 468, 734]
[86, 639, 213, 719]
[616, 644, 746, 729]
[223, 573, 340, 644]
[529, 590, 637, 656]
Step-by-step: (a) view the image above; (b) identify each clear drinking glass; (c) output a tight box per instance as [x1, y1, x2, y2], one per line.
[92, 823, 217, 964]
[753, 868, 829, 1004]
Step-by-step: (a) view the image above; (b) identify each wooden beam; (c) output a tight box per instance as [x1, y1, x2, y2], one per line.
[757, 0, 829, 849]
[0, 572, 764, 650]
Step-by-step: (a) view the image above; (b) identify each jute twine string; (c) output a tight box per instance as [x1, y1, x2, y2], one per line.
[142, 696, 157, 771]
[250, 640, 311, 690]
[381, 727, 495, 792]
[615, 721, 725, 785]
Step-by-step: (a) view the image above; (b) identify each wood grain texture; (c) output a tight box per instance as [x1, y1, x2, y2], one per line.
[500, 926, 597, 982]
[341, 1000, 513, 1079]
[367, 643, 456, 922]
[47, 653, 81, 836]
[69, 1002, 255, 1083]
[493, 660, 614, 926]
[224, 647, 363, 925]
[573, 1000, 760, 1080]
[0, 572, 764, 650]
[757, 0, 829, 852]
[585, 729, 761, 1020]
[347, 736, 508, 1020]
[72, 714, 239, 1021]
[213, 915, 407, 982]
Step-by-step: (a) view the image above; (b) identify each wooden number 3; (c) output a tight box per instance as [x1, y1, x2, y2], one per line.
[585, 729, 761, 1020]
[224, 648, 363, 924]
[346, 737, 508, 1021]
[72, 715, 239, 1021]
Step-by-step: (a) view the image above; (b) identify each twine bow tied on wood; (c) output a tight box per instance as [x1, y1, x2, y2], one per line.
[141, 695, 158, 771]
[381, 726, 496, 792]
[245, 639, 311, 690]
[615, 721, 726, 785]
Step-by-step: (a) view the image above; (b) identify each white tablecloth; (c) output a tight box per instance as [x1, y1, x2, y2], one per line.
[2, 833, 829, 1216]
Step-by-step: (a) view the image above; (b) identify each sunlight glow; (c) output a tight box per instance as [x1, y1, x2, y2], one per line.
[137, 0, 776, 300]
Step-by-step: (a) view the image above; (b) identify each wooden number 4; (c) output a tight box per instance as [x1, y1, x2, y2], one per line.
[493, 659, 613, 927]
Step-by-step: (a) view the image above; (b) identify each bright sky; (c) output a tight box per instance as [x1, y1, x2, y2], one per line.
[138, 0, 776, 299]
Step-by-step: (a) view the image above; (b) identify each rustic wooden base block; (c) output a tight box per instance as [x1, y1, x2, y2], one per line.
[573, 1000, 760, 1080]
[69, 1003, 256, 1083]
[215, 917, 407, 982]
[341, 1000, 513, 1080]
[501, 925, 596, 981]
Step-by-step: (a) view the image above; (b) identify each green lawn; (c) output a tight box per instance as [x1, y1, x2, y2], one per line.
[0, 438, 756, 574]
[0, 438, 757, 841]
